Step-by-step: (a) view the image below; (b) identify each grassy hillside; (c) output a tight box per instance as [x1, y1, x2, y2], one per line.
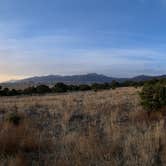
[0, 87, 165, 165]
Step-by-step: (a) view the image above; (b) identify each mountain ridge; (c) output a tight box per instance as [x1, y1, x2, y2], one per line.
[1, 73, 166, 89]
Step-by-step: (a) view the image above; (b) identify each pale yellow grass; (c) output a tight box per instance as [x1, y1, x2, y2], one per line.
[0, 87, 165, 166]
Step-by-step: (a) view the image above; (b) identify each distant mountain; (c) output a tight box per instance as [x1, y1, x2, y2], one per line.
[1, 73, 166, 89]
[14, 73, 126, 84]
[131, 75, 166, 82]
[130, 75, 154, 82]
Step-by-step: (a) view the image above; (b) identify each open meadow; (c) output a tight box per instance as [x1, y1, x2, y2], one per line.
[0, 87, 165, 166]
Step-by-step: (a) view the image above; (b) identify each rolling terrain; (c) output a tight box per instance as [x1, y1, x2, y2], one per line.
[1, 73, 166, 89]
[0, 87, 166, 165]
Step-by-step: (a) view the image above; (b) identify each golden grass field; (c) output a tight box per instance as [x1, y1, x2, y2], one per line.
[0, 87, 165, 166]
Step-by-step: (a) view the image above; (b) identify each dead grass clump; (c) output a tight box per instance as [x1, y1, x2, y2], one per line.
[5, 112, 22, 126]
[132, 109, 164, 125]
[8, 153, 28, 166]
[0, 111, 53, 165]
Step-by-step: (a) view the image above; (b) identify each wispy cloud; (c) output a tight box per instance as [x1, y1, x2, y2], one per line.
[0, 41, 165, 80]
[0, 6, 166, 82]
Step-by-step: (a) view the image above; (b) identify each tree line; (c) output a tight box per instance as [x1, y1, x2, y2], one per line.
[0, 78, 165, 96]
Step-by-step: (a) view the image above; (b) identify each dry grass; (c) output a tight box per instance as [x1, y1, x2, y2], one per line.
[0, 112, 53, 165]
[0, 87, 165, 165]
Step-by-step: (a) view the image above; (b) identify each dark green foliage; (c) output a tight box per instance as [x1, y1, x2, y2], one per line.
[8, 89, 19, 96]
[52, 83, 68, 93]
[91, 83, 102, 91]
[110, 80, 120, 89]
[36, 85, 50, 94]
[147, 79, 159, 85]
[1, 88, 10, 96]
[140, 83, 166, 111]
[24, 86, 37, 95]
[78, 84, 91, 91]
[68, 85, 79, 91]
[91, 83, 110, 91]
[123, 81, 139, 87]
[0, 78, 165, 96]
[6, 112, 21, 126]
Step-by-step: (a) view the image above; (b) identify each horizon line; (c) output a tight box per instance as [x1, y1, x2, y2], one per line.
[1, 73, 166, 84]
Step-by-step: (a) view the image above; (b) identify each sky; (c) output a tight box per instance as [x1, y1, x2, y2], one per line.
[0, 0, 166, 82]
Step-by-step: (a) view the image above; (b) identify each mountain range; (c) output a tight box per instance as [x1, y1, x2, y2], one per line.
[1, 73, 166, 89]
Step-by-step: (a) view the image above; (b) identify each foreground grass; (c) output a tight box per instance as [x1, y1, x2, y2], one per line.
[0, 87, 165, 165]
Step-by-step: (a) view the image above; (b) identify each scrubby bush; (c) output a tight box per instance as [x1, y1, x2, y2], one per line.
[91, 83, 110, 91]
[140, 83, 166, 111]
[78, 84, 91, 91]
[110, 80, 120, 89]
[1, 88, 10, 96]
[23, 86, 36, 95]
[6, 112, 22, 126]
[68, 85, 79, 91]
[8, 89, 19, 96]
[36, 85, 51, 94]
[0, 78, 165, 97]
[52, 82, 68, 93]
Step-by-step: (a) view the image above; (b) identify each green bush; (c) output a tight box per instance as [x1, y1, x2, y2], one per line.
[140, 83, 166, 111]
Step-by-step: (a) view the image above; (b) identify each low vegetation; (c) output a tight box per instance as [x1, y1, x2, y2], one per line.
[0, 78, 165, 165]
[0, 110, 53, 165]
[0, 85, 165, 165]
[0, 82, 114, 96]
[0, 78, 165, 96]
[140, 81, 166, 111]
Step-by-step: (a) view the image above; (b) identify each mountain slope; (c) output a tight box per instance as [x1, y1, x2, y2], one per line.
[16, 73, 125, 84]
[1, 73, 166, 89]
[131, 75, 166, 82]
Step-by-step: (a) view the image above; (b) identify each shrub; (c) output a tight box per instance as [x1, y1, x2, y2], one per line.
[1, 88, 10, 96]
[91, 83, 110, 91]
[110, 80, 119, 89]
[140, 83, 166, 111]
[36, 85, 51, 94]
[68, 85, 79, 91]
[23, 86, 36, 95]
[78, 84, 91, 91]
[8, 89, 18, 96]
[6, 112, 22, 126]
[53, 83, 68, 93]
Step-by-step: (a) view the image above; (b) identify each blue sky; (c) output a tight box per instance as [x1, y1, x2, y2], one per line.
[0, 0, 166, 81]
